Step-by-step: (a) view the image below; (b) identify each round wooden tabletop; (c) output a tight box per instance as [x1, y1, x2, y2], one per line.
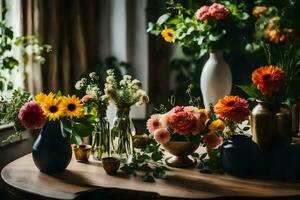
[2, 154, 300, 200]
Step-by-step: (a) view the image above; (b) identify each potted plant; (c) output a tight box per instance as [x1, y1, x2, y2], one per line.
[147, 0, 249, 109]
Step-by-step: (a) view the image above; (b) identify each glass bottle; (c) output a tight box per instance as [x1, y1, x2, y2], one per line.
[92, 112, 110, 160]
[110, 107, 135, 163]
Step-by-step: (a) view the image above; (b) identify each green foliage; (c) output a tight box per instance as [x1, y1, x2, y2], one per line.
[104, 69, 149, 108]
[147, 0, 250, 58]
[198, 148, 223, 174]
[0, 8, 51, 92]
[61, 114, 96, 145]
[121, 134, 167, 182]
[0, 89, 32, 143]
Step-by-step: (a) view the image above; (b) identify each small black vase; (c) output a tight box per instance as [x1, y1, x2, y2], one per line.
[32, 120, 72, 174]
[221, 135, 259, 177]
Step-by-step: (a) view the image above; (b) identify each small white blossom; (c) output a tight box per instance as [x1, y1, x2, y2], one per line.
[86, 85, 100, 99]
[106, 76, 114, 84]
[120, 79, 126, 86]
[75, 81, 82, 90]
[131, 79, 142, 89]
[75, 78, 87, 90]
[89, 72, 98, 80]
[123, 75, 132, 81]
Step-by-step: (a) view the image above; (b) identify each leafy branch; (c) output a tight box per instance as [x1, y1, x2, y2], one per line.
[121, 134, 167, 182]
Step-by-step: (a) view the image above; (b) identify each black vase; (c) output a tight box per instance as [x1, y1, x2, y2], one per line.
[221, 135, 259, 177]
[32, 120, 72, 174]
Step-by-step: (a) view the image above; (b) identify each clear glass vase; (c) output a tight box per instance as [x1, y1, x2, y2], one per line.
[92, 115, 110, 160]
[110, 107, 135, 163]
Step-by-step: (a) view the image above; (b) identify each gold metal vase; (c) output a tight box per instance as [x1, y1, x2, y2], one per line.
[162, 141, 200, 168]
[251, 101, 292, 148]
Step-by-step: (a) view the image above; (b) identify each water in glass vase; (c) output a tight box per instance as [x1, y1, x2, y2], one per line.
[110, 107, 135, 163]
[92, 116, 110, 160]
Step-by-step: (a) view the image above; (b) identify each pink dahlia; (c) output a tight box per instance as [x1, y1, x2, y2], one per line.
[184, 106, 201, 120]
[195, 5, 211, 21]
[167, 106, 199, 135]
[82, 95, 92, 103]
[208, 3, 230, 20]
[147, 114, 166, 134]
[18, 101, 47, 129]
[154, 128, 171, 144]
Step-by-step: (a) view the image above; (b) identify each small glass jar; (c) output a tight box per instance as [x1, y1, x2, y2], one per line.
[92, 114, 110, 160]
[110, 107, 135, 163]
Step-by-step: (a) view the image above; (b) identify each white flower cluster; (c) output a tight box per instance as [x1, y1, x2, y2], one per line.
[75, 78, 87, 90]
[74, 72, 109, 107]
[104, 69, 149, 107]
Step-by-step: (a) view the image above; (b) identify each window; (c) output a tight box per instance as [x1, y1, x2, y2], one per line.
[0, 0, 24, 97]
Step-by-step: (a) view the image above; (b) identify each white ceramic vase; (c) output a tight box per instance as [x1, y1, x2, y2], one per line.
[200, 50, 232, 109]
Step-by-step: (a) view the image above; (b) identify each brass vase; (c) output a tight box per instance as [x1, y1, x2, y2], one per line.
[251, 101, 292, 148]
[292, 97, 300, 136]
[162, 141, 200, 168]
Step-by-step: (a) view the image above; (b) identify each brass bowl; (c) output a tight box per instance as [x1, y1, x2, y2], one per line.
[133, 134, 149, 149]
[73, 145, 92, 163]
[102, 157, 120, 175]
[162, 141, 200, 168]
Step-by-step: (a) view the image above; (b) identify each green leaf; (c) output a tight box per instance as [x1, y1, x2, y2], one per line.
[200, 153, 208, 160]
[243, 127, 250, 131]
[156, 13, 170, 25]
[70, 133, 82, 145]
[142, 175, 155, 182]
[191, 152, 200, 158]
[72, 122, 93, 137]
[151, 151, 163, 161]
[3, 57, 18, 70]
[153, 168, 166, 179]
[61, 118, 72, 133]
[237, 84, 262, 99]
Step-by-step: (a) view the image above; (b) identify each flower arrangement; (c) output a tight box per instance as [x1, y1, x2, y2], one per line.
[239, 65, 287, 103]
[0, 90, 93, 144]
[147, 0, 249, 57]
[104, 69, 149, 108]
[146, 86, 250, 172]
[147, 106, 208, 144]
[75, 72, 110, 159]
[104, 69, 149, 160]
[251, 2, 297, 45]
[0, 90, 32, 142]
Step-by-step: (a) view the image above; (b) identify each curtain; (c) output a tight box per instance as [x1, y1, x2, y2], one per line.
[22, 0, 100, 94]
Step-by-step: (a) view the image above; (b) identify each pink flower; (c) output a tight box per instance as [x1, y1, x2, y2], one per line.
[208, 3, 230, 20]
[147, 114, 166, 134]
[154, 128, 171, 144]
[18, 101, 47, 129]
[82, 95, 92, 103]
[184, 106, 200, 120]
[195, 5, 211, 21]
[167, 106, 199, 135]
[203, 132, 223, 150]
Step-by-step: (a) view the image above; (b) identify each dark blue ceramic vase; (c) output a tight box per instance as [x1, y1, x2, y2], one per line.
[221, 135, 259, 177]
[32, 120, 72, 174]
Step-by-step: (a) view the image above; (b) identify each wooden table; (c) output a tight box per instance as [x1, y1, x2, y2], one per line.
[1, 154, 300, 200]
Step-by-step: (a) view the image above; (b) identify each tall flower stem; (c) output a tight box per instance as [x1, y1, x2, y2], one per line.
[92, 111, 110, 160]
[111, 107, 135, 161]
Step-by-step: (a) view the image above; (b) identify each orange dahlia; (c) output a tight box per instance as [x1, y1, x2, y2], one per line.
[252, 66, 286, 95]
[252, 6, 268, 17]
[214, 96, 250, 123]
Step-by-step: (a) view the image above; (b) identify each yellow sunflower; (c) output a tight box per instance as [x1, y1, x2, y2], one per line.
[61, 95, 84, 119]
[35, 92, 55, 106]
[161, 28, 175, 43]
[42, 97, 64, 121]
